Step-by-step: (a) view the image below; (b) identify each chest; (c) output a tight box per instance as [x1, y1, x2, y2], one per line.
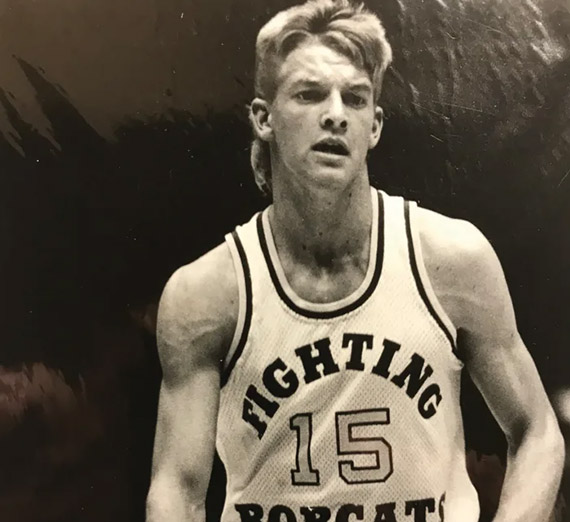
[282, 259, 368, 303]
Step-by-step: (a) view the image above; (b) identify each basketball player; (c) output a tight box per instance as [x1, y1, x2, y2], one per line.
[146, 1, 564, 521]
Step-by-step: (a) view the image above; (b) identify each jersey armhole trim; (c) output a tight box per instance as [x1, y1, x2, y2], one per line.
[221, 231, 252, 387]
[404, 201, 459, 355]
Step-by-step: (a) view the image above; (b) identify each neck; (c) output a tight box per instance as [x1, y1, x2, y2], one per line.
[269, 176, 373, 270]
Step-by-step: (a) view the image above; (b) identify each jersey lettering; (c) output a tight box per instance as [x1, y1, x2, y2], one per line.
[242, 399, 268, 439]
[391, 354, 433, 399]
[295, 338, 341, 383]
[336, 504, 364, 522]
[242, 334, 443, 438]
[235, 503, 264, 522]
[373, 503, 396, 522]
[246, 385, 279, 417]
[418, 384, 443, 419]
[404, 499, 435, 522]
[371, 340, 400, 378]
[342, 333, 374, 371]
[263, 358, 299, 398]
[235, 498, 445, 522]
[243, 385, 279, 439]
[269, 505, 296, 522]
[300, 507, 332, 522]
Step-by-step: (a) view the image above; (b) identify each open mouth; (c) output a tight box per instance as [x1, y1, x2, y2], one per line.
[312, 140, 349, 156]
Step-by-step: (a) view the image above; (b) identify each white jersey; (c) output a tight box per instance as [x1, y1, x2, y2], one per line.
[217, 188, 479, 522]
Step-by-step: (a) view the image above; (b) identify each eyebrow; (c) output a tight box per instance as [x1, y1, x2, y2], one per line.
[347, 82, 372, 94]
[289, 79, 325, 89]
[288, 78, 372, 94]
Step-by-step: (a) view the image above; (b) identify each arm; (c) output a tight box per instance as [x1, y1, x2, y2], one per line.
[418, 209, 565, 522]
[146, 244, 238, 522]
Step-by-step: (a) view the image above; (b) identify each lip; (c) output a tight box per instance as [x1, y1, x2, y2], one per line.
[311, 150, 347, 161]
[311, 137, 350, 156]
[311, 150, 348, 168]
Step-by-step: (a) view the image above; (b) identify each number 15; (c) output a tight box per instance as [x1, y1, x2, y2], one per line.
[290, 408, 393, 486]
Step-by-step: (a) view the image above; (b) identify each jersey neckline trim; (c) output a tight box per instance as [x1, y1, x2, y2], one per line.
[256, 189, 384, 319]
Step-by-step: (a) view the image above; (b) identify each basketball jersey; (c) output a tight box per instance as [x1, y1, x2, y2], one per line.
[217, 188, 479, 522]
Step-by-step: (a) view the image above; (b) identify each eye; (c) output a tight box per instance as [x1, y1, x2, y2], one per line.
[295, 89, 324, 103]
[344, 92, 367, 108]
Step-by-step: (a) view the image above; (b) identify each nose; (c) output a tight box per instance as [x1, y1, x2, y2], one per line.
[320, 91, 347, 132]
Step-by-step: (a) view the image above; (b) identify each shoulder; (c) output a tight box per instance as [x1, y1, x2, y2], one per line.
[157, 242, 239, 381]
[413, 206, 494, 270]
[412, 205, 512, 332]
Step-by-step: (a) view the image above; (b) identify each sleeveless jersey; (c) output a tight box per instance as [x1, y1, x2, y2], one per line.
[217, 188, 479, 522]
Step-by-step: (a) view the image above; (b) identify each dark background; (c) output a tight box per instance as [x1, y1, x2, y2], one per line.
[1, 0, 569, 520]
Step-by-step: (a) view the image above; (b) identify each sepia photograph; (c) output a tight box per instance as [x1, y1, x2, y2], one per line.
[1, 0, 569, 521]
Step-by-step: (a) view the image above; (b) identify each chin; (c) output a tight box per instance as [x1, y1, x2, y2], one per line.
[306, 166, 358, 190]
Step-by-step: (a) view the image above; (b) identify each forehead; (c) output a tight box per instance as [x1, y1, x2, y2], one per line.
[276, 41, 372, 91]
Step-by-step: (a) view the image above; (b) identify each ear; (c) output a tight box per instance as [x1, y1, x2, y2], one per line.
[369, 106, 384, 149]
[249, 98, 274, 142]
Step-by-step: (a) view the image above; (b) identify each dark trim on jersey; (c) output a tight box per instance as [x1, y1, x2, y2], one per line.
[221, 231, 253, 387]
[404, 200, 457, 353]
[256, 191, 384, 320]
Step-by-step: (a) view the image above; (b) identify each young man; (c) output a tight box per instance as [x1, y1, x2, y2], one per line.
[146, 1, 564, 521]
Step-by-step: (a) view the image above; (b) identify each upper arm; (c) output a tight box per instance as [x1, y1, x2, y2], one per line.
[417, 209, 558, 444]
[149, 244, 238, 509]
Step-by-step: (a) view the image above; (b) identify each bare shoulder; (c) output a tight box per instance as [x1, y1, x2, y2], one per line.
[413, 206, 512, 331]
[414, 206, 494, 271]
[157, 242, 239, 383]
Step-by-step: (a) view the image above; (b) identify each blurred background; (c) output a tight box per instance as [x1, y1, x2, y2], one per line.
[0, 0, 569, 520]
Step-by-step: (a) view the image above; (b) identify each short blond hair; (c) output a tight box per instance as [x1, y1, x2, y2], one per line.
[249, 0, 393, 196]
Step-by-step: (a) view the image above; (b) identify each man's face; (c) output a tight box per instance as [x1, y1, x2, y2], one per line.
[266, 40, 382, 191]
